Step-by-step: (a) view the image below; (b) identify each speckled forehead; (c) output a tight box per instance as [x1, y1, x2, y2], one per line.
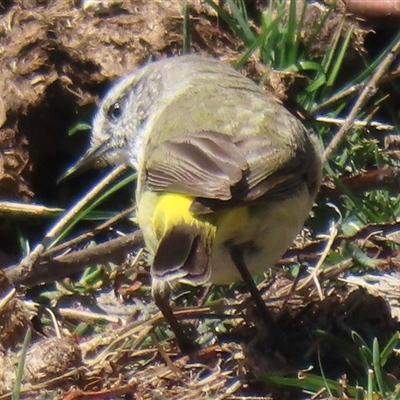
[101, 64, 163, 112]
[101, 72, 140, 112]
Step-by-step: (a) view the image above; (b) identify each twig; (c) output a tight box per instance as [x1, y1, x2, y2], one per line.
[311, 66, 400, 116]
[58, 307, 121, 324]
[0, 287, 16, 311]
[0, 202, 63, 216]
[310, 83, 363, 115]
[316, 116, 395, 131]
[41, 205, 136, 258]
[55, 382, 138, 400]
[320, 165, 400, 197]
[323, 36, 400, 162]
[45, 307, 62, 338]
[4, 230, 143, 287]
[296, 219, 339, 298]
[16, 166, 126, 280]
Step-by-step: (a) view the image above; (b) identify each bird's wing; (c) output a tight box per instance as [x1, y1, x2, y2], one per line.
[143, 130, 313, 211]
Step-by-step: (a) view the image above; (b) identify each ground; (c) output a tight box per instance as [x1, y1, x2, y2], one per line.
[1, 1, 400, 399]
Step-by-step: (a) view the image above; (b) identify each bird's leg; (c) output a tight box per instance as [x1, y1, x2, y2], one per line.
[229, 245, 281, 346]
[153, 284, 196, 352]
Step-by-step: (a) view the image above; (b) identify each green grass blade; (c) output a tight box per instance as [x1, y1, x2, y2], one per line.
[345, 243, 380, 269]
[50, 172, 137, 247]
[355, 386, 365, 400]
[367, 369, 374, 400]
[352, 331, 373, 368]
[236, 26, 270, 69]
[317, 349, 333, 397]
[204, 0, 246, 43]
[236, 0, 248, 20]
[226, 0, 255, 44]
[355, 30, 400, 84]
[260, 7, 286, 66]
[266, 373, 358, 398]
[380, 332, 400, 366]
[68, 123, 91, 136]
[12, 328, 31, 400]
[326, 26, 353, 88]
[303, 2, 334, 55]
[285, 0, 299, 66]
[294, 0, 307, 51]
[373, 338, 385, 395]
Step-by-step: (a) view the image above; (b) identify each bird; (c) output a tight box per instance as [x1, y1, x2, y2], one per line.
[63, 54, 322, 351]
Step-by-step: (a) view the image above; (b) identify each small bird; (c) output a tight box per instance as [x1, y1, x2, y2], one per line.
[64, 55, 322, 351]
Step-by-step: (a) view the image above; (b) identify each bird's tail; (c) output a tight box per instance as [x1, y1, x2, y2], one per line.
[150, 193, 216, 286]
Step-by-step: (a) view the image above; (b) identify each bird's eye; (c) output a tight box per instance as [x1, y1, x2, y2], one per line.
[107, 102, 122, 120]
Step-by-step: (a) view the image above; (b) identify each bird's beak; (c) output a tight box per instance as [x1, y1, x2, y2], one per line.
[58, 143, 107, 183]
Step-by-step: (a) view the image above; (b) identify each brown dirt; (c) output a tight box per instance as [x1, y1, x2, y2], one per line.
[1, 1, 396, 399]
[0, 0, 368, 204]
[0, 0, 246, 203]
